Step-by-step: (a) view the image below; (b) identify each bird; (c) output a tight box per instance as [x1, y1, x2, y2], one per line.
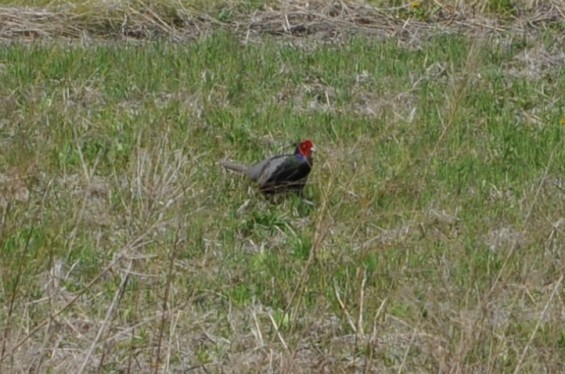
[220, 139, 315, 195]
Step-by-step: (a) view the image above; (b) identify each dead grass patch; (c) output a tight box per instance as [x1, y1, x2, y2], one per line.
[0, 0, 564, 43]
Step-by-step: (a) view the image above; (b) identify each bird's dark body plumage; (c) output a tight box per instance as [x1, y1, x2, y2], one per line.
[220, 140, 315, 195]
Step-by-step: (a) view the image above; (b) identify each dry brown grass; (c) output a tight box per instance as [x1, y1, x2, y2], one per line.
[0, 0, 564, 43]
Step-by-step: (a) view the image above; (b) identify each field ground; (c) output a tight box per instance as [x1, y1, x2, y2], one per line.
[1, 0, 565, 372]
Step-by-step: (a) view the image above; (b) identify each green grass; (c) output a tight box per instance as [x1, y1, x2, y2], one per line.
[1, 29, 565, 372]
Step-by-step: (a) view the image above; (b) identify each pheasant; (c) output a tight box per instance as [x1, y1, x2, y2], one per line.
[220, 139, 315, 195]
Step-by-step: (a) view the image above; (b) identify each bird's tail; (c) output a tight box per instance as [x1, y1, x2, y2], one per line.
[220, 161, 250, 174]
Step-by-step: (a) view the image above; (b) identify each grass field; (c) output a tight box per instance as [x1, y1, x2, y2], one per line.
[1, 0, 565, 372]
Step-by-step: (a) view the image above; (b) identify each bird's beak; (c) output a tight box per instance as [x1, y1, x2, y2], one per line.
[311, 145, 316, 153]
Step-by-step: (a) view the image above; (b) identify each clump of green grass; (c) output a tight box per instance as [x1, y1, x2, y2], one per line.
[1, 27, 564, 372]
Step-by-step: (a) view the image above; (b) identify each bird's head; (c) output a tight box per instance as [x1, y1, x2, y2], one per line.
[296, 139, 315, 158]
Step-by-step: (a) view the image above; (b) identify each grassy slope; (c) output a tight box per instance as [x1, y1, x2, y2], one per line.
[1, 16, 565, 374]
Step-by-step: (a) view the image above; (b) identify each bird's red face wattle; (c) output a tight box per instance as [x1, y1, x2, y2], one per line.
[298, 140, 315, 158]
